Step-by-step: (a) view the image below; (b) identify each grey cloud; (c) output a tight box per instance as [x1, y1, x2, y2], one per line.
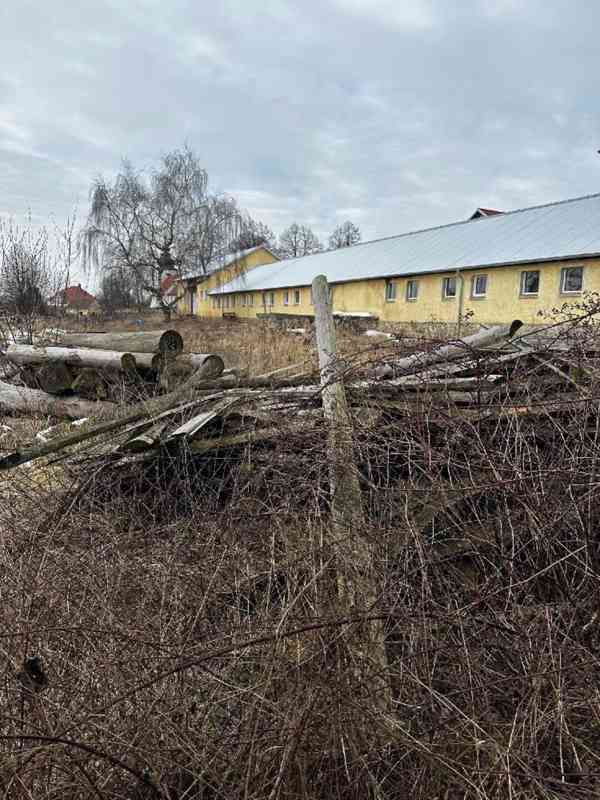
[0, 0, 599, 257]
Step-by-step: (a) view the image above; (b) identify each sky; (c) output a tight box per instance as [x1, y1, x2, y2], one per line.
[1, 0, 599, 282]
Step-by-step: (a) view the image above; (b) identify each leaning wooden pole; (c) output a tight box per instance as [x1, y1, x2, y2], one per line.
[312, 274, 391, 711]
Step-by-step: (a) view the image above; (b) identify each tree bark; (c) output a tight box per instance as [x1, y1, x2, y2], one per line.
[4, 344, 136, 372]
[375, 319, 523, 378]
[57, 329, 184, 355]
[0, 380, 116, 420]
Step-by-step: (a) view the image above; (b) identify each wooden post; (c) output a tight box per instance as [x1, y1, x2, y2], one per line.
[312, 274, 391, 710]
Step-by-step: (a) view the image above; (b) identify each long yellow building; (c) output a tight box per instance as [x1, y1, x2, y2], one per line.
[178, 194, 600, 326]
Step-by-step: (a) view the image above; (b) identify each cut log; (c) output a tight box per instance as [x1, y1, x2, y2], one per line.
[37, 362, 74, 395]
[0, 380, 116, 420]
[57, 329, 183, 355]
[375, 320, 523, 378]
[5, 344, 136, 372]
[159, 353, 225, 378]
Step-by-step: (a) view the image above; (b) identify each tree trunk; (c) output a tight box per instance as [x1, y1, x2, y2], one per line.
[0, 380, 116, 420]
[4, 344, 136, 372]
[57, 330, 184, 355]
[375, 319, 523, 378]
[158, 353, 225, 378]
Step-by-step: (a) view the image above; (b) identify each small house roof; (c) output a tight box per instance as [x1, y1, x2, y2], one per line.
[58, 284, 97, 309]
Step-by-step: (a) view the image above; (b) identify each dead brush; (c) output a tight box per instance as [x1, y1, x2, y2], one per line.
[4, 318, 600, 798]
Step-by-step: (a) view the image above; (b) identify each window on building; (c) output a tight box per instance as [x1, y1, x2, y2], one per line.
[385, 280, 397, 302]
[293, 289, 301, 305]
[471, 275, 488, 298]
[249, 293, 254, 306]
[561, 266, 583, 294]
[520, 270, 540, 296]
[283, 290, 289, 306]
[442, 277, 457, 299]
[223, 295, 229, 309]
[406, 280, 419, 301]
[268, 291, 275, 305]
[262, 291, 267, 306]
[211, 296, 220, 309]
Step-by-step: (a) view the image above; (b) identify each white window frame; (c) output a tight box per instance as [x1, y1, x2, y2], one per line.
[249, 293, 254, 306]
[471, 274, 488, 298]
[283, 290, 289, 306]
[406, 280, 418, 301]
[385, 279, 397, 302]
[293, 289, 301, 305]
[442, 276, 457, 299]
[520, 270, 540, 297]
[560, 266, 583, 294]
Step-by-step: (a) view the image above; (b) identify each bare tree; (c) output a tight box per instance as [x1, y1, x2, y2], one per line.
[0, 218, 65, 343]
[228, 216, 275, 253]
[278, 223, 322, 259]
[328, 220, 361, 250]
[81, 147, 244, 321]
[53, 206, 80, 296]
[97, 269, 137, 317]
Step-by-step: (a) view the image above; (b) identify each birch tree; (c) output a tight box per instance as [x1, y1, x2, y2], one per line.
[81, 147, 243, 320]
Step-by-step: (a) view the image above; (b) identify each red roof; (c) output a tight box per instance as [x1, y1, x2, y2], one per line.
[469, 207, 504, 220]
[160, 273, 177, 295]
[58, 285, 97, 309]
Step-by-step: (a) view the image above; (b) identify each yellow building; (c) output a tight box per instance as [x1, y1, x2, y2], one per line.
[176, 245, 279, 317]
[206, 193, 600, 327]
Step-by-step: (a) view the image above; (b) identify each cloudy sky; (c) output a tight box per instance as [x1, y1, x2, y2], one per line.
[1, 0, 599, 259]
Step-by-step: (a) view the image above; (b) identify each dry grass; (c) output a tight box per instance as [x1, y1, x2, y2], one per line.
[4, 313, 600, 798]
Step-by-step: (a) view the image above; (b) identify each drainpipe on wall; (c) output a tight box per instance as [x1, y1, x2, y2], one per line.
[456, 268, 465, 336]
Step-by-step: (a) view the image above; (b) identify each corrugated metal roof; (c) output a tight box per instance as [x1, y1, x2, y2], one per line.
[210, 192, 600, 295]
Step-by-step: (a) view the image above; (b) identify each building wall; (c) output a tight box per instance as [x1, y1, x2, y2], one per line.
[176, 247, 279, 317]
[211, 257, 598, 326]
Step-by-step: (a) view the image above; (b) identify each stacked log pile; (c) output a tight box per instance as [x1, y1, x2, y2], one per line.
[0, 329, 226, 415]
[1, 302, 597, 474]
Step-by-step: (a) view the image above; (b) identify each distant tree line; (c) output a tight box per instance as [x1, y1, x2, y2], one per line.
[0, 145, 364, 325]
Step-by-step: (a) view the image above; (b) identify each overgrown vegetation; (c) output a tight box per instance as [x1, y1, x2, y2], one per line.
[2, 314, 600, 798]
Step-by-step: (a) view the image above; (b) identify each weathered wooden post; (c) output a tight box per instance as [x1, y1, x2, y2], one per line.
[312, 274, 391, 710]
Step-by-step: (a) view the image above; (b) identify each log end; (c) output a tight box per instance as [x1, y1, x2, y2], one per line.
[509, 319, 524, 338]
[121, 353, 137, 371]
[158, 330, 184, 356]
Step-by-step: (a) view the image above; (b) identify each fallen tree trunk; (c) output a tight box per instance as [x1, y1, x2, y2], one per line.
[57, 329, 183, 355]
[0, 380, 116, 420]
[376, 320, 523, 378]
[4, 344, 136, 372]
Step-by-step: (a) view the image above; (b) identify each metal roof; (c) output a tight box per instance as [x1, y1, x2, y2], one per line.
[210, 192, 600, 295]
